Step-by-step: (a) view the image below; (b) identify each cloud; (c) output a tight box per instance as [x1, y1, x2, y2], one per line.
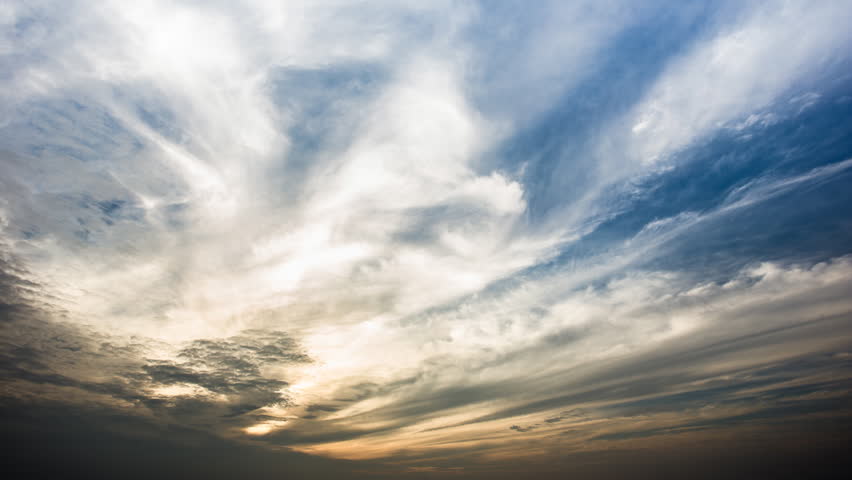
[623, 1, 852, 165]
[3, 1, 852, 477]
[508, 425, 535, 433]
[0, 0, 566, 351]
[0, 248, 314, 430]
[258, 254, 852, 462]
[142, 330, 311, 418]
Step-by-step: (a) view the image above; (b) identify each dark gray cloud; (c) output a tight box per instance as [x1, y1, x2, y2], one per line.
[0, 248, 312, 431]
[0, 322, 311, 420]
[508, 424, 535, 433]
[140, 330, 310, 418]
[0, 396, 379, 480]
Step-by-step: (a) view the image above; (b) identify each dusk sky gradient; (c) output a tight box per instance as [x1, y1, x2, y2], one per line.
[2, 1, 852, 478]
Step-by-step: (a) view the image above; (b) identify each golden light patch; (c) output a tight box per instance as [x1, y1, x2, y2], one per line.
[243, 421, 287, 436]
[244, 423, 275, 436]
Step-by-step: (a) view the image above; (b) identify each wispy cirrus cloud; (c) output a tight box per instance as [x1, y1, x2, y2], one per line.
[2, 1, 852, 478]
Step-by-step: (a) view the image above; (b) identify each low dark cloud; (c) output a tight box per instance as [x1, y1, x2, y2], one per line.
[139, 330, 311, 418]
[0, 397, 378, 480]
[306, 404, 340, 413]
[508, 424, 534, 433]
[0, 321, 311, 421]
[0, 248, 314, 434]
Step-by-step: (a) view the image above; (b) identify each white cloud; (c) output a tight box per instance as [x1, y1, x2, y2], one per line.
[0, 0, 561, 345]
[286, 255, 852, 460]
[624, 1, 852, 165]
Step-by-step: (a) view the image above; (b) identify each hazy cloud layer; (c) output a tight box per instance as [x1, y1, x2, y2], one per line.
[2, 1, 852, 478]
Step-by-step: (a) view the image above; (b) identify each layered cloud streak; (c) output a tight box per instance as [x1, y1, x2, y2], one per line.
[2, 1, 852, 477]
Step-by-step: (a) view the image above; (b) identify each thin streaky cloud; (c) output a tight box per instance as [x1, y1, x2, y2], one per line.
[2, 1, 852, 479]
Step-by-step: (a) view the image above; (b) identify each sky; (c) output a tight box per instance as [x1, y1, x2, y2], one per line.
[2, 1, 852, 478]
